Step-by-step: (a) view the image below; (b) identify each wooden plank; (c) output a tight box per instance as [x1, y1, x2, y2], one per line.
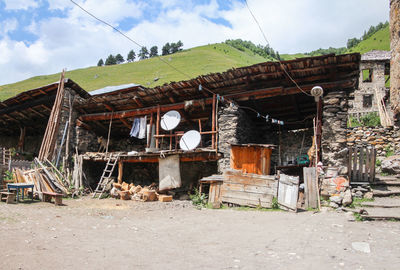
[303, 167, 317, 209]
[348, 147, 353, 182]
[223, 176, 276, 187]
[371, 147, 376, 182]
[221, 182, 276, 195]
[220, 197, 273, 208]
[358, 147, 363, 182]
[277, 174, 299, 211]
[364, 147, 370, 182]
[118, 161, 123, 184]
[353, 147, 358, 182]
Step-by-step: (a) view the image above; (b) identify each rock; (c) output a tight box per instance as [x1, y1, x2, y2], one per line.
[354, 191, 363, 198]
[345, 211, 356, 221]
[329, 202, 339, 208]
[363, 192, 373, 200]
[355, 186, 368, 192]
[342, 190, 352, 206]
[351, 242, 371, 253]
[381, 155, 400, 175]
[330, 195, 343, 205]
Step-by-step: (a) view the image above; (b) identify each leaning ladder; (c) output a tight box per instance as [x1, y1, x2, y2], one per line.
[92, 154, 120, 199]
[1, 148, 11, 168]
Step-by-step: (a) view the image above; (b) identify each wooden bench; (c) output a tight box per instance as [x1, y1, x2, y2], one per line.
[42, 191, 63, 206]
[0, 191, 16, 204]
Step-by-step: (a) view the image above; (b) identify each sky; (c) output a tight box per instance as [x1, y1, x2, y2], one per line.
[0, 0, 390, 85]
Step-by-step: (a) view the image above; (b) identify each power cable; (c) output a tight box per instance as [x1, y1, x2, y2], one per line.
[244, 0, 312, 97]
[69, 0, 285, 125]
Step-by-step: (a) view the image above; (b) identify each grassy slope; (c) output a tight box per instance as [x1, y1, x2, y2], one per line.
[0, 43, 267, 101]
[281, 25, 390, 60]
[347, 25, 390, 54]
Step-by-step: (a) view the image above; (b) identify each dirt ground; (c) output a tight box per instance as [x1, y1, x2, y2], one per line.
[1, 198, 400, 270]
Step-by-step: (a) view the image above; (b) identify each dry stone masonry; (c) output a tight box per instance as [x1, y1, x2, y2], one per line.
[322, 91, 349, 175]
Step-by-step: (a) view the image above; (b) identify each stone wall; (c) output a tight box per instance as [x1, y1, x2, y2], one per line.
[53, 88, 82, 168]
[390, 0, 400, 116]
[322, 91, 349, 175]
[349, 60, 389, 115]
[217, 105, 258, 172]
[346, 126, 400, 160]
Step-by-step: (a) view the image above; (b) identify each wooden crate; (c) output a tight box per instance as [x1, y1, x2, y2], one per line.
[230, 144, 273, 175]
[221, 169, 277, 208]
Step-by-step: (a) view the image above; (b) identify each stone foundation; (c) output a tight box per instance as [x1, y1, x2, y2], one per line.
[217, 105, 257, 172]
[322, 91, 349, 175]
[347, 126, 400, 160]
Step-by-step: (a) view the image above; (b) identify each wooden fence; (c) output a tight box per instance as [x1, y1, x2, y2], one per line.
[348, 146, 376, 183]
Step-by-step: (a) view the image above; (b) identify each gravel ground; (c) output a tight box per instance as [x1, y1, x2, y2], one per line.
[1, 197, 400, 270]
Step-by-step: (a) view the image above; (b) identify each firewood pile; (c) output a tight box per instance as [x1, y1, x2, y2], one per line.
[110, 181, 173, 202]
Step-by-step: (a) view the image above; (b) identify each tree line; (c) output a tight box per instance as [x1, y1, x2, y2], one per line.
[97, 40, 184, 66]
[225, 39, 281, 60]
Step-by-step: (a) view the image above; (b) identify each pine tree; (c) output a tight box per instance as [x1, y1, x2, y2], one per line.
[170, 42, 178, 53]
[115, 53, 124, 64]
[138, 46, 149, 60]
[105, 54, 117, 65]
[162, 43, 170, 56]
[97, 59, 104, 66]
[127, 50, 136, 62]
[149, 46, 158, 57]
[176, 40, 183, 51]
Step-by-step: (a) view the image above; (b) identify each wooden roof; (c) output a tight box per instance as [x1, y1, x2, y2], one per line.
[0, 79, 89, 135]
[77, 53, 361, 132]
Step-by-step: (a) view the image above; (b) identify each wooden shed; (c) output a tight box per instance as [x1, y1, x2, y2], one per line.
[230, 144, 274, 175]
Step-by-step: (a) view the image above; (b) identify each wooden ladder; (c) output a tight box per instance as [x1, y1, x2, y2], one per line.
[92, 154, 120, 199]
[1, 148, 11, 167]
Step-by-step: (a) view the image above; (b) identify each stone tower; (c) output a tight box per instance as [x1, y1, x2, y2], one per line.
[390, 0, 400, 117]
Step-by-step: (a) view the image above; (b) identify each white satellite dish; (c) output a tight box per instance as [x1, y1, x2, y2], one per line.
[160, 110, 181, 131]
[180, 130, 201, 151]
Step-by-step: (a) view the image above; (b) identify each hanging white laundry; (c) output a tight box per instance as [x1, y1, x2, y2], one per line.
[138, 116, 147, 139]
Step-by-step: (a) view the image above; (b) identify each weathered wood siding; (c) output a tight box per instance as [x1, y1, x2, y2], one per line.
[221, 169, 277, 208]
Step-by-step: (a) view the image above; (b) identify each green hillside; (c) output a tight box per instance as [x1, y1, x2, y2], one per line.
[347, 25, 390, 54]
[0, 43, 268, 101]
[281, 24, 390, 60]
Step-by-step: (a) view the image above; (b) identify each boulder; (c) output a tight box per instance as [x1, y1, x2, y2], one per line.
[342, 190, 352, 207]
[329, 202, 339, 208]
[364, 192, 373, 200]
[330, 195, 343, 205]
[381, 155, 400, 175]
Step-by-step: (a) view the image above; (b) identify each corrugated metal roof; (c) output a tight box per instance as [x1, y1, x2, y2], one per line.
[89, 83, 141, 96]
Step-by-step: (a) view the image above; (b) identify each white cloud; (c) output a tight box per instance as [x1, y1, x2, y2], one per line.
[0, 18, 18, 37]
[2, 0, 39, 10]
[0, 0, 390, 86]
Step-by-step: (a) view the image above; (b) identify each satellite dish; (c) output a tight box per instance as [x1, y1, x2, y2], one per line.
[160, 110, 181, 131]
[180, 130, 201, 151]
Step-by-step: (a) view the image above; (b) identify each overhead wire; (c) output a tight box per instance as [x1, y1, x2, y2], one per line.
[244, 0, 312, 97]
[69, 0, 285, 125]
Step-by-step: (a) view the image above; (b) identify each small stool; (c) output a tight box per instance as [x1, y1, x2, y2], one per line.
[0, 191, 16, 204]
[42, 191, 63, 206]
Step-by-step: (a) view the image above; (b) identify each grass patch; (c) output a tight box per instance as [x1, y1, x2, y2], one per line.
[353, 212, 365, 221]
[349, 197, 374, 208]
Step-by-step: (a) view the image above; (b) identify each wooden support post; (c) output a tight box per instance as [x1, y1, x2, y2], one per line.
[118, 161, 123, 184]
[198, 119, 203, 147]
[212, 94, 216, 149]
[316, 97, 323, 163]
[147, 113, 154, 148]
[156, 106, 160, 149]
[17, 126, 26, 151]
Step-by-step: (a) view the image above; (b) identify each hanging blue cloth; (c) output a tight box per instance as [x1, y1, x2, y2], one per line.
[130, 118, 140, 137]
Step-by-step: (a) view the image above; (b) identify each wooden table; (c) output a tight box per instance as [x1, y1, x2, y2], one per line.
[7, 183, 34, 203]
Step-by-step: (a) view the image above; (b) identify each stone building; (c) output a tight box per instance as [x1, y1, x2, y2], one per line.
[0, 53, 361, 187]
[349, 50, 391, 117]
[390, 0, 400, 118]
